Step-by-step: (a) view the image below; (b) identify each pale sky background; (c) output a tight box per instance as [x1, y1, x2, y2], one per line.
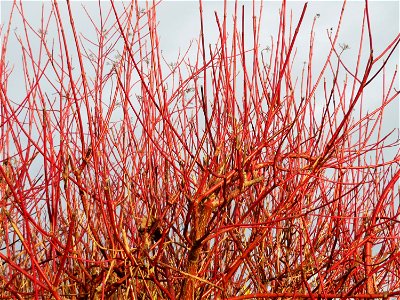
[0, 1, 399, 159]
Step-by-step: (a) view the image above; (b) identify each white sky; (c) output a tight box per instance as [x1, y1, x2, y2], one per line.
[1, 1, 399, 156]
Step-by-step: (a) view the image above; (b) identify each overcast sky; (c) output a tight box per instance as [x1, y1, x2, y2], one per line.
[1, 1, 399, 156]
[1, 1, 398, 97]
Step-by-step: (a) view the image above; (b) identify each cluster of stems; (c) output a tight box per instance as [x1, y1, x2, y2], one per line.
[0, 0, 399, 299]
